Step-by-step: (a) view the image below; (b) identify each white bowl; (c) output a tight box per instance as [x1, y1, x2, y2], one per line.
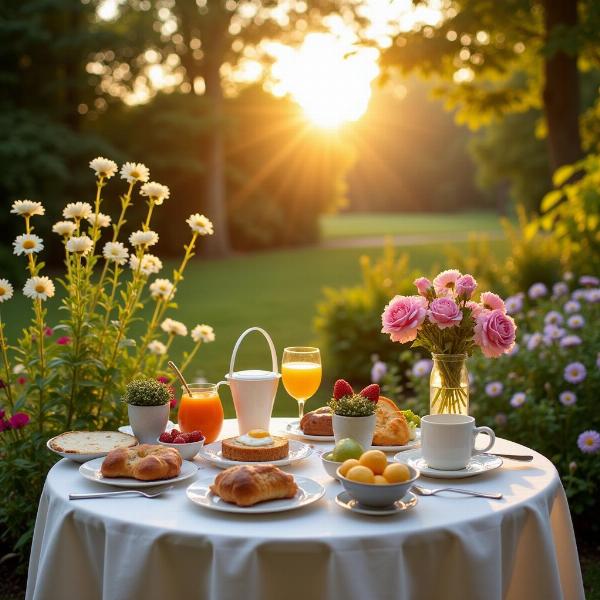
[157, 437, 205, 460]
[321, 451, 343, 480]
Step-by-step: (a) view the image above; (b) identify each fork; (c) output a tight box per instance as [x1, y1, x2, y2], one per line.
[69, 487, 171, 500]
[412, 484, 502, 500]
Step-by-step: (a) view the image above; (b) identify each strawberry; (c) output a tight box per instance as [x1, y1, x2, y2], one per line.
[359, 384, 380, 403]
[159, 431, 172, 443]
[333, 379, 354, 400]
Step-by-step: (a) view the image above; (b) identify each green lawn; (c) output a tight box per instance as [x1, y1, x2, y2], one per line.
[320, 211, 505, 239]
[1, 237, 508, 418]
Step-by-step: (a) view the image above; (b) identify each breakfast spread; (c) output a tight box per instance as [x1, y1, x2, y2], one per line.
[101, 444, 182, 481]
[210, 464, 298, 507]
[48, 431, 137, 454]
[221, 429, 289, 462]
[300, 406, 333, 436]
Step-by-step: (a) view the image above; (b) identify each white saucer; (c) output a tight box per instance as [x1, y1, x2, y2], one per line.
[284, 420, 335, 442]
[79, 457, 198, 488]
[335, 491, 418, 516]
[197, 439, 313, 469]
[118, 421, 176, 436]
[187, 475, 325, 514]
[394, 449, 503, 479]
[371, 429, 421, 453]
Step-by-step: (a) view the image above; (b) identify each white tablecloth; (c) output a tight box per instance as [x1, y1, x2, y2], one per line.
[26, 418, 584, 600]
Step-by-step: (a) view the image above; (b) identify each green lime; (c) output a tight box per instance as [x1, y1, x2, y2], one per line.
[331, 438, 364, 462]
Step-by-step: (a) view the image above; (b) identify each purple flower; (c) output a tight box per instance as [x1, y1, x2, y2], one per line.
[560, 335, 582, 348]
[494, 413, 507, 426]
[371, 360, 387, 383]
[552, 282, 569, 297]
[544, 311, 564, 326]
[505, 294, 523, 315]
[526, 333, 544, 351]
[577, 430, 600, 454]
[544, 324, 565, 340]
[8, 412, 29, 429]
[579, 275, 599, 287]
[510, 392, 526, 408]
[564, 362, 586, 384]
[528, 283, 548, 299]
[559, 391, 577, 406]
[455, 274, 477, 299]
[485, 381, 503, 397]
[585, 288, 600, 303]
[507, 343, 519, 356]
[564, 300, 581, 314]
[412, 359, 433, 378]
[428, 297, 463, 329]
[572, 289, 587, 300]
[567, 315, 584, 329]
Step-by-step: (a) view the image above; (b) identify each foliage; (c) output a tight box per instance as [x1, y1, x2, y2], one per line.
[122, 378, 172, 406]
[328, 394, 376, 417]
[0, 161, 215, 564]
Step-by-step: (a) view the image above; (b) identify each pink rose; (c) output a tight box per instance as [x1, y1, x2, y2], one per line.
[381, 295, 427, 343]
[414, 277, 432, 297]
[480, 292, 505, 312]
[428, 297, 463, 329]
[8, 412, 30, 429]
[455, 274, 477, 299]
[474, 309, 516, 358]
[433, 269, 461, 296]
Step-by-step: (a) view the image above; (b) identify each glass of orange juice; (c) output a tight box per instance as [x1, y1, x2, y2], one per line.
[281, 347, 322, 420]
[177, 383, 224, 444]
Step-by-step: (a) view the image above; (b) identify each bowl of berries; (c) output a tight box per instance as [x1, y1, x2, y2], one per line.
[158, 428, 205, 460]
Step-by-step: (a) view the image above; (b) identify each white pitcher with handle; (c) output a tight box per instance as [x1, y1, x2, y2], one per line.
[219, 327, 280, 435]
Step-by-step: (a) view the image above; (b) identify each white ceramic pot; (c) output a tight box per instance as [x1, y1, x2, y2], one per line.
[332, 413, 376, 451]
[127, 403, 170, 444]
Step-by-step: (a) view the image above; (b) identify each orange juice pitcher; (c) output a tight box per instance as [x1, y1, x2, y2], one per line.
[178, 383, 224, 444]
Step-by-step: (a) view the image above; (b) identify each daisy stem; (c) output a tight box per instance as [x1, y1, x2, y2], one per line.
[0, 315, 14, 411]
[34, 299, 46, 432]
[155, 335, 175, 373]
[100, 264, 121, 332]
[177, 340, 202, 378]
[66, 256, 83, 429]
[144, 199, 156, 230]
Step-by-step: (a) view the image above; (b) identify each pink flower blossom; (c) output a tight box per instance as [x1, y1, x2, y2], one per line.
[381, 295, 427, 344]
[480, 292, 505, 312]
[428, 297, 463, 329]
[8, 412, 29, 429]
[433, 269, 462, 296]
[56, 336, 71, 345]
[44, 327, 54, 337]
[474, 309, 517, 358]
[156, 376, 169, 384]
[466, 301, 486, 319]
[17, 376, 26, 385]
[0, 419, 10, 432]
[170, 397, 178, 409]
[455, 274, 477, 299]
[414, 277, 432, 297]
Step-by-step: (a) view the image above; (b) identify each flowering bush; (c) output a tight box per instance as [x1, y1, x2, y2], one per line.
[0, 157, 216, 562]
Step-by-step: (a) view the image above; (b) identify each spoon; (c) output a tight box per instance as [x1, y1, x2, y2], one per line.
[167, 361, 192, 396]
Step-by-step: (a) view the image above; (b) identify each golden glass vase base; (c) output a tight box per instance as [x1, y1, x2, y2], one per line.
[429, 353, 469, 416]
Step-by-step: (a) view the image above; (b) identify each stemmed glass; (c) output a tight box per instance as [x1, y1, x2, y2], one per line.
[281, 347, 322, 420]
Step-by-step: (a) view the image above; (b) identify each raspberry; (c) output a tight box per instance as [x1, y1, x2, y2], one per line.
[359, 384, 380, 403]
[333, 379, 354, 400]
[170, 428, 180, 437]
[173, 435, 187, 444]
[189, 430, 204, 442]
[181, 432, 194, 443]
[159, 432, 172, 443]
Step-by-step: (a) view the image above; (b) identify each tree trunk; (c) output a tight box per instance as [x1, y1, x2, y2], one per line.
[541, 0, 582, 172]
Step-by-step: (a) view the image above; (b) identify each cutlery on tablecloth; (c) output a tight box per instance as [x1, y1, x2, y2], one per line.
[69, 487, 172, 500]
[482, 452, 533, 462]
[412, 484, 502, 500]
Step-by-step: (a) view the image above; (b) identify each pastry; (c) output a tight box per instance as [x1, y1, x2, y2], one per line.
[372, 396, 411, 446]
[101, 444, 182, 481]
[210, 464, 298, 507]
[300, 406, 333, 436]
[48, 431, 137, 454]
[221, 429, 289, 462]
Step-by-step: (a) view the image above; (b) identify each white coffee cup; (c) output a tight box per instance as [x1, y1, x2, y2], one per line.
[421, 414, 495, 470]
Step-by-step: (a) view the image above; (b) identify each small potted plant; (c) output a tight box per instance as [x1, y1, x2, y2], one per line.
[123, 378, 173, 443]
[328, 380, 379, 450]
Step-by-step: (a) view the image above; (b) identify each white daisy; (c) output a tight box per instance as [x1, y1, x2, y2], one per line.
[63, 202, 92, 220]
[10, 200, 45, 218]
[23, 276, 55, 301]
[186, 213, 214, 236]
[129, 230, 159, 247]
[140, 181, 170, 205]
[191, 324, 215, 343]
[0, 279, 14, 303]
[89, 157, 118, 179]
[86, 212, 111, 228]
[12, 364, 25, 375]
[149, 278, 175, 300]
[130, 253, 163, 276]
[13, 234, 44, 256]
[147, 340, 167, 355]
[66, 235, 93, 255]
[120, 162, 149, 184]
[160, 318, 188, 336]
[52, 221, 77, 237]
[102, 242, 129, 265]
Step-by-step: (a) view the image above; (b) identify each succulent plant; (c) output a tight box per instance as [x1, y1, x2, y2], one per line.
[122, 378, 172, 407]
[328, 394, 377, 417]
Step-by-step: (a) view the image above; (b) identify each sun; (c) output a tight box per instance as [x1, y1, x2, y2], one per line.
[269, 34, 380, 128]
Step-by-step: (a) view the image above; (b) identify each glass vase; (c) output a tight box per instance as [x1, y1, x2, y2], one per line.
[429, 353, 469, 415]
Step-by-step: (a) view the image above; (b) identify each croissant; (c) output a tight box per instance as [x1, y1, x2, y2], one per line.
[210, 464, 298, 507]
[101, 444, 182, 481]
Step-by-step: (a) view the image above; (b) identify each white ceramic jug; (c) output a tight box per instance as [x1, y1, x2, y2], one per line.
[219, 327, 280, 435]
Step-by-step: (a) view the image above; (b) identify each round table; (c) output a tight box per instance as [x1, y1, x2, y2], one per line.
[26, 418, 583, 600]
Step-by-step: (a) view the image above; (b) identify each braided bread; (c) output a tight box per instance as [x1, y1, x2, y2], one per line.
[101, 444, 182, 481]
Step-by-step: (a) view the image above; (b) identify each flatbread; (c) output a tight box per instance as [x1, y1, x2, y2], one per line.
[48, 431, 138, 454]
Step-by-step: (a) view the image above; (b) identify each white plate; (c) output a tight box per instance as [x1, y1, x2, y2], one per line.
[79, 457, 198, 488]
[394, 449, 503, 479]
[118, 421, 177, 436]
[335, 491, 418, 516]
[187, 475, 325, 514]
[284, 420, 335, 442]
[197, 439, 313, 469]
[371, 429, 421, 453]
[46, 432, 138, 463]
